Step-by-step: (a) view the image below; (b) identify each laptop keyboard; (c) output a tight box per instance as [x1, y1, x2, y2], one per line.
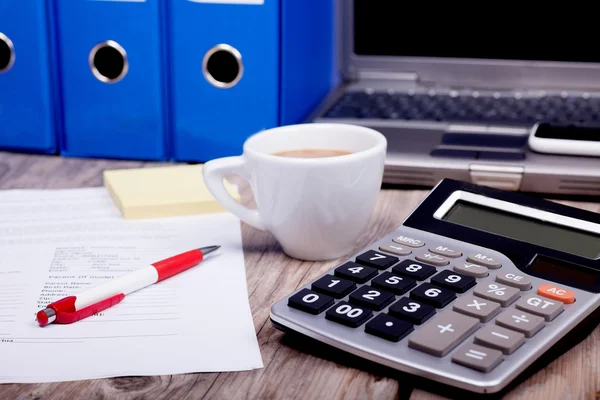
[322, 91, 600, 126]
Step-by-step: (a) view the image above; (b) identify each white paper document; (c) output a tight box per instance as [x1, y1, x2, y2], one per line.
[0, 188, 263, 383]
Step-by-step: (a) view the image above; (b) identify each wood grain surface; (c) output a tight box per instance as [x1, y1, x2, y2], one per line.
[0, 151, 599, 400]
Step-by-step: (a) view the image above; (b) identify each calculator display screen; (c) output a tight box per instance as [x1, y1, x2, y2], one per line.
[529, 255, 600, 285]
[443, 200, 600, 259]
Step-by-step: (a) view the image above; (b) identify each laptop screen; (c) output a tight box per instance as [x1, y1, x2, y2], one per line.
[353, 2, 600, 63]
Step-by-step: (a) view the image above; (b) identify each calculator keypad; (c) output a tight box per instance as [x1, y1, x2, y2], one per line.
[430, 270, 476, 293]
[407, 310, 480, 357]
[355, 250, 398, 269]
[279, 229, 578, 381]
[453, 262, 489, 278]
[415, 252, 450, 266]
[410, 283, 457, 308]
[452, 295, 501, 322]
[496, 272, 532, 290]
[379, 243, 412, 256]
[473, 282, 520, 307]
[371, 272, 416, 295]
[334, 262, 378, 283]
[495, 310, 545, 337]
[451, 343, 503, 372]
[288, 289, 334, 315]
[428, 245, 463, 258]
[349, 286, 396, 311]
[474, 325, 525, 354]
[392, 260, 436, 280]
[312, 275, 356, 299]
[514, 294, 564, 321]
[365, 314, 414, 342]
[467, 253, 502, 269]
[537, 284, 576, 304]
[326, 301, 373, 327]
[392, 235, 425, 247]
[388, 298, 435, 324]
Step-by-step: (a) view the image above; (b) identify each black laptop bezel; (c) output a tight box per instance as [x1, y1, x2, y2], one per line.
[342, 1, 600, 90]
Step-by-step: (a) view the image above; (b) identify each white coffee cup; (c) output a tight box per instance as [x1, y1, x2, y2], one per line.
[202, 123, 387, 261]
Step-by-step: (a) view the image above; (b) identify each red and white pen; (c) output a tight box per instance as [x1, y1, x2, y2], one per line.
[35, 246, 220, 327]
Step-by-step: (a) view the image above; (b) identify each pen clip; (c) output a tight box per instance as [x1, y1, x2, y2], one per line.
[54, 294, 125, 324]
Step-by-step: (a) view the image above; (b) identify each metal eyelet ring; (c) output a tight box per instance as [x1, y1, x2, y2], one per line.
[202, 43, 244, 89]
[0, 32, 16, 74]
[89, 40, 129, 84]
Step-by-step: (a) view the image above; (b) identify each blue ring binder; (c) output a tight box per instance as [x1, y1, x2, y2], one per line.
[167, 0, 336, 162]
[55, 0, 169, 161]
[1, 0, 336, 162]
[0, 0, 60, 154]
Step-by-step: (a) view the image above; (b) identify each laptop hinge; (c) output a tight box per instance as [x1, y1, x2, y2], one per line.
[358, 70, 419, 81]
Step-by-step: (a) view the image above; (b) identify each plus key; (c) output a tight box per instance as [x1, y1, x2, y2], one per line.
[408, 310, 480, 357]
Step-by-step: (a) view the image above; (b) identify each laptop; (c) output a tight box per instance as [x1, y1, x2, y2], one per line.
[308, 1, 600, 196]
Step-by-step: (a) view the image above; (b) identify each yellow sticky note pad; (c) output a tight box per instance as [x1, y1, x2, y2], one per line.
[103, 165, 239, 219]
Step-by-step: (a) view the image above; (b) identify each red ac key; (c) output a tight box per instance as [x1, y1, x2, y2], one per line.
[538, 284, 576, 304]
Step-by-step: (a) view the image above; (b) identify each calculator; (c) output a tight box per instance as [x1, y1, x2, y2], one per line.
[270, 179, 600, 394]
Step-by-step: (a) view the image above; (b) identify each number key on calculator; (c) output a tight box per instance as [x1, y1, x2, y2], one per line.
[334, 261, 378, 283]
[392, 260, 436, 280]
[326, 301, 372, 327]
[312, 275, 356, 298]
[287, 288, 334, 315]
[388, 298, 435, 324]
[355, 250, 398, 269]
[430, 270, 476, 293]
[410, 283, 456, 308]
[371, 272, 416, 295]
[349, 285, 395, 311]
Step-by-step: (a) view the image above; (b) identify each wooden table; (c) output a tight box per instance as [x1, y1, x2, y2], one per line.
[0, 151, 599, 400]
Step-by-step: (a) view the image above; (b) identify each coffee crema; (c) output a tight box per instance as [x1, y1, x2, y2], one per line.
[272, 149, 352, 158]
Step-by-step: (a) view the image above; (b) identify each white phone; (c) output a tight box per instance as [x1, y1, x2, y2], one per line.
[528, 122, 600, 157]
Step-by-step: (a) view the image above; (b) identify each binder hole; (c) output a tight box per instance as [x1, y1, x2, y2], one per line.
[203, 44, 243, 89]
[0, 32, 15, 73]
[89, 40, 128, 83]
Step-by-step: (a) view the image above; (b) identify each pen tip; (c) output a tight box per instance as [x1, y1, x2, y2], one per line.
[200, 245, 220, 256]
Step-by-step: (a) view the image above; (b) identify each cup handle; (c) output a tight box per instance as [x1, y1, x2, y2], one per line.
[203, 156, 266, 230]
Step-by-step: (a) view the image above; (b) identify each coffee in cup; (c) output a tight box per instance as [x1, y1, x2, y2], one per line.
[272, 149, 352, 158]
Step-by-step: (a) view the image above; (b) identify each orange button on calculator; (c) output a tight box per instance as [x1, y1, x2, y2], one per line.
[537, 284, 576, 304]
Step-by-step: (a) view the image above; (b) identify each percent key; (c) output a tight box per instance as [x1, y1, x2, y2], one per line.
[474, 282, 520, 306]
